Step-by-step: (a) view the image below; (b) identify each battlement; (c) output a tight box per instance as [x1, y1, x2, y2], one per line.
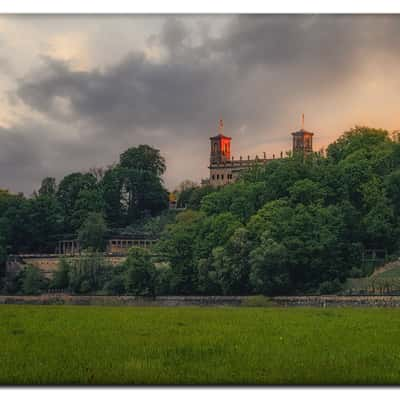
[206, 118, 314, 187]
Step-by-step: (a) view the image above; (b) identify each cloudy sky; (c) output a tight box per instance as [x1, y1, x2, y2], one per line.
[0, 15, 399, 194]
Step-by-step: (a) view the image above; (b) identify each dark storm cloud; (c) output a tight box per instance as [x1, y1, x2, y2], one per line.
[0, 119, 127, 195]
[0, 122, 58, 194]
[16, 15, 400, 136]
[16, 51, 237, 137]
[3, 15, 400, 194]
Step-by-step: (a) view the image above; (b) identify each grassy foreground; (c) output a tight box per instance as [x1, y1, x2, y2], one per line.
[1, 305, 400, 384]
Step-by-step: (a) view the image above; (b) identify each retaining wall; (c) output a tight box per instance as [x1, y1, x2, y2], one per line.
[2, 295, 400, 307]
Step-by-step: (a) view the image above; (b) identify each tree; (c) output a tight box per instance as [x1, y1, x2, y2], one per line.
[327, 126, 390, 163]
[385, 169, 400, 215]
[78, 212, 107, 251]
[38, 177, 57, 197]
[194, 212, 242, 260]
[0, 193, 31, 253]
[120, 145, 166, 176]
[68, 252, 111, 294]
[124, 247, 156, 296]
[70, 188, 105, 230]
[103, 264, 126, 295]
[101, 145, 169, 226]
[218, 227, 253, 294]
[28, 194, 64, 252]
[21, 266, 48, 295]
[120, 167, 169, 222]
[0, 236, 7, 288]
[57, 172, 98, 231]
[51, 258, 70, 290]
[156, 210, 204, 294]
[184, 185, 217, 210]
[249, 238, 290, 295]
[176, 180, 199, 208]
[101, 167, 125, 227]
[289, 178, 326, 205]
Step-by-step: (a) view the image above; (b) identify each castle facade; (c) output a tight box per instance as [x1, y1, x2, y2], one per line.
[204, 119, 315, 187]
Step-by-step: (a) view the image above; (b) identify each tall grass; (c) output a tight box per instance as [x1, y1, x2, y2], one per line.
[1, 305, 400, 384]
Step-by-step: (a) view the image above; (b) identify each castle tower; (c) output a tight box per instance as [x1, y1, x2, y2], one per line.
[210, 119, 232, 164]
[291, 114, 314, 155]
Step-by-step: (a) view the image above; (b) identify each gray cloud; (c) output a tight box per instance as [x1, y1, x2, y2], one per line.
[2, 15, 400, 194]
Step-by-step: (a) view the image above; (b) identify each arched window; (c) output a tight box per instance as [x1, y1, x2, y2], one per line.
[213, 143, 218, 153]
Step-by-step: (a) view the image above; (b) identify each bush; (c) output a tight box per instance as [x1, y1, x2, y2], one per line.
[78, 212, 107, 251]
[124, 247, 156, 296]
[21, 266, 48, 295]
[103, 269, 126, 295]
[68, 252, 112, 294]
[318, 279, 342, 295]
[51, 258, 70, 290]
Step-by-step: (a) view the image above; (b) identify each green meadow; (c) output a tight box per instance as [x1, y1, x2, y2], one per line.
[1, 305, 400, 384]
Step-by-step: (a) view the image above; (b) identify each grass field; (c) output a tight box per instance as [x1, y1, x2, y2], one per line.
[1, 305, 400, 384]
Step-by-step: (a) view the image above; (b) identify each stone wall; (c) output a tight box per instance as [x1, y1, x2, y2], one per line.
[272, 295, 400, 307]
[0, 295, 245, 306]
[2, 294, 400, 307]
[6, 255, 127, 278]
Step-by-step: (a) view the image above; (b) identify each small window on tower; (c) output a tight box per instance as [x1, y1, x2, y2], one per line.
[212, 175, 215, 180]
[221, 174, 224, 180]
[217, 174, 219, 179]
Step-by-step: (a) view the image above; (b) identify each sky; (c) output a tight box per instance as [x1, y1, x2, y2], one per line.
[0, 14, 400, 195]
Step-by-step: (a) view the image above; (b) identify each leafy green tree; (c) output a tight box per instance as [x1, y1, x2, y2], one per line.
[120, 167, 168, 222]
[38, 177, 57, 197]
[196, 258, 220, 295]
[327, 126, 390, 163]
[362, 202, 396, 250]
[68, 252, 111, 294]
[155, 264, 175, 295]
[51, 258, 70, 290]
[103, 264, 127, 295]
[199, 182, 266, 223]
[101, 167, 125, 227]
[219, 227, 253, 294]
[247, 199, 357, 293]
[28, 194, 64, 252]
[183, 185, 217, 210]
[57, 172, 98, 231]
[198, 228, 253, 295]
[101, 145, 169, 226]
[156, 210, 204, 294]
[0, 236, 7, 289]
[194, 212, 242, 260]
[70, 188, 105, 230]
[21, 266, 48, 295]
[124, 247, 156, 296]
[242, 154, 309, 202]
[120, 145, 166, 176]
[0, 194, 31, 253]
[289, 178, 326, 205]
[249, 238, 289, 295]
[385, 169, 400, 215]
[78, 212, 107, 251]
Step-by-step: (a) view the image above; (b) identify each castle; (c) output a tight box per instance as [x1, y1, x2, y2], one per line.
[204, 118, 315, 187]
